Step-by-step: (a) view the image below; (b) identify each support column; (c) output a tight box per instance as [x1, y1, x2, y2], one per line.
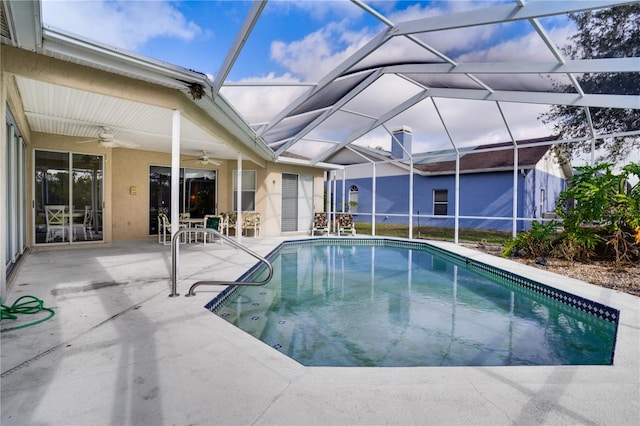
[409, 158, 414, 239]
[324, 171, 330, 214]
[331, 172, 337, 233]
[171, 110, 181, 242]
[454, 153, 460, 244]
[512, 146, 519, 238]
[342, 169, 346, 213]
[236, 153, 243, 242]
[371, 163, 376, 236]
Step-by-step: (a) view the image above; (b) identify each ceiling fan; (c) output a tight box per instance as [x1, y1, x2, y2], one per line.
[76, 126, 138, 149]
[189, 151, 222, 166]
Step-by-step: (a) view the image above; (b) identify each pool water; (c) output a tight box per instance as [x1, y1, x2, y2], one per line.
[208, 239, 618, 367]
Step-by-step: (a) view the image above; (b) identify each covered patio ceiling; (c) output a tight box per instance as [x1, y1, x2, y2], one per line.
[13, 75, 244, 160]
[2, 0, 639, 168]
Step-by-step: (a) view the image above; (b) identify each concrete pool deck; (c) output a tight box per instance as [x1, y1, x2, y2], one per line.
[1, 237, 638, 425]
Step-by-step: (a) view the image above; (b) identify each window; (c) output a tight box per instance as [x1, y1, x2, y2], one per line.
[348, 185, 359, 213]
[148, 166, 217, 234]
[232, 170, 256, 211]
[539, 188, 546, 217]
[433, 189, 448, 215]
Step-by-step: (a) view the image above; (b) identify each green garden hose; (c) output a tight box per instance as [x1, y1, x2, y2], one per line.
[1, 295, 55, 333]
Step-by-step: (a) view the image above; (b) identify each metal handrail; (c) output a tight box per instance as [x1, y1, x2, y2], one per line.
[169, 227, 273, 297]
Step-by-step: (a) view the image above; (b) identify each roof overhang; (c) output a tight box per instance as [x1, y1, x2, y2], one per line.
[1, 0, 41, 50]
[2, 4, 276, 165]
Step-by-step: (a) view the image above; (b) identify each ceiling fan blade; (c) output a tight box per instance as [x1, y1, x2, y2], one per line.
[76, 138, 98, 144]
[114, 140, 139, 149]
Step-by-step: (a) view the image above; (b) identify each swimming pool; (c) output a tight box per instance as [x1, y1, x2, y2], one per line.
[206, 238, 618, 367]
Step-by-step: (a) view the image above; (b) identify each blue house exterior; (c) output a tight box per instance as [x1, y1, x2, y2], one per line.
[327, 130, 571, 232]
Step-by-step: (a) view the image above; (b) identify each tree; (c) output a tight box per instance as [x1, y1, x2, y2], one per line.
[540, 4, 640, 163]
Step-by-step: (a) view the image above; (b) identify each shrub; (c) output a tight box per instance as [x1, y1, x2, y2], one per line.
[502, 162, 639, 268]
[501, 221, 559, 258]
[556, 162, 640, 267]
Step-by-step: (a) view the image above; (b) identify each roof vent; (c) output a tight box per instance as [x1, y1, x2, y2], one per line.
[1, 4, 11, 40]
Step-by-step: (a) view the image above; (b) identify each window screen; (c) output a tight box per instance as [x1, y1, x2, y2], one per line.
[232, 170, 256, 211]
[433, 189, 448, 215]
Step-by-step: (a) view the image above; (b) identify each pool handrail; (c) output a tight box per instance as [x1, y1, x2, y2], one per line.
[169, 227, 273, 297]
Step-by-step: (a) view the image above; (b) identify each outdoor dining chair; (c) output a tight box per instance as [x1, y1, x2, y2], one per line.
[158, 213, 187, 245]
[200, 215, 223, 244]
[71, 206, 94, 241]
[243, 212, 261, 237]
[222, 212, 238, 236]
[45, 205, 68, 242]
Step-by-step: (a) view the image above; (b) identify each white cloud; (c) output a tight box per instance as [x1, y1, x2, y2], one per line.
[220, 73, 309, 124]
[270, 0, 364, 21]
[270, 20, 374, 81]
[457, 25, 576, 63]
[42, 0, 202, 50]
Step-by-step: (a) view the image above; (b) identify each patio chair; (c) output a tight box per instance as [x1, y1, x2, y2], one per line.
[337, 213, 356, 237]
[199, 214, 223, 244]
[243, 212, 261, 237]
[45, 205, 68, 242]
[158, 213, 186, 245]
[72, 206, 94, 241]
[178, 212, 200, 243]
[84, 205, 96, 239]
[222, 212, 238, 236]
[312, 212, 329, 235]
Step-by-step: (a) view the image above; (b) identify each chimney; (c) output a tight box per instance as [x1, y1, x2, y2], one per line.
[391, 126, 412, 160]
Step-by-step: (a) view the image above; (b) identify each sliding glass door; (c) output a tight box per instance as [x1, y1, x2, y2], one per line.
[34, 150, 104, 245]
[6, 114, 27, 277]
[149, 166, 217, 235]
[282, 173, 313, 232]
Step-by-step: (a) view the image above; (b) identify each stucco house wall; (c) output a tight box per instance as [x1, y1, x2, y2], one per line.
[26, 141, 324, 242]
[333, 161, 567, 232]
[262, 164, 325, 236]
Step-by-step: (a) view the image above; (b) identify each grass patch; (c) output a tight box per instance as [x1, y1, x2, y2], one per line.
[354, 222, 511, 244]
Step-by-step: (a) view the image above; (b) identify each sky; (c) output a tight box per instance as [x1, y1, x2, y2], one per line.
[40, 0, 637, 169]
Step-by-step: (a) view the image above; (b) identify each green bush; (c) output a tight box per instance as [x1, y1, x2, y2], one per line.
[503, 162, 640, 268]
[556, 163, 640, 267]
[501, 221, 559, 258]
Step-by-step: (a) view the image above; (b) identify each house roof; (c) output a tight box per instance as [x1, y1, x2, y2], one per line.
[1, 0, 638, 169]
[414, 137, 559, 175]
[323, 135, 567, 176]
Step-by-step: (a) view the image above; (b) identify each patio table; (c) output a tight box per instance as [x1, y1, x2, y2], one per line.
[179, 218, 205, 243]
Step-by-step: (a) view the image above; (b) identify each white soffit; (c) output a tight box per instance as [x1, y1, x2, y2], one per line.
[15, 76, 237, 159]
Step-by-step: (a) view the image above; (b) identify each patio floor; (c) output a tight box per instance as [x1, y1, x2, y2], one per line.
[1, 237, 638, 425]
